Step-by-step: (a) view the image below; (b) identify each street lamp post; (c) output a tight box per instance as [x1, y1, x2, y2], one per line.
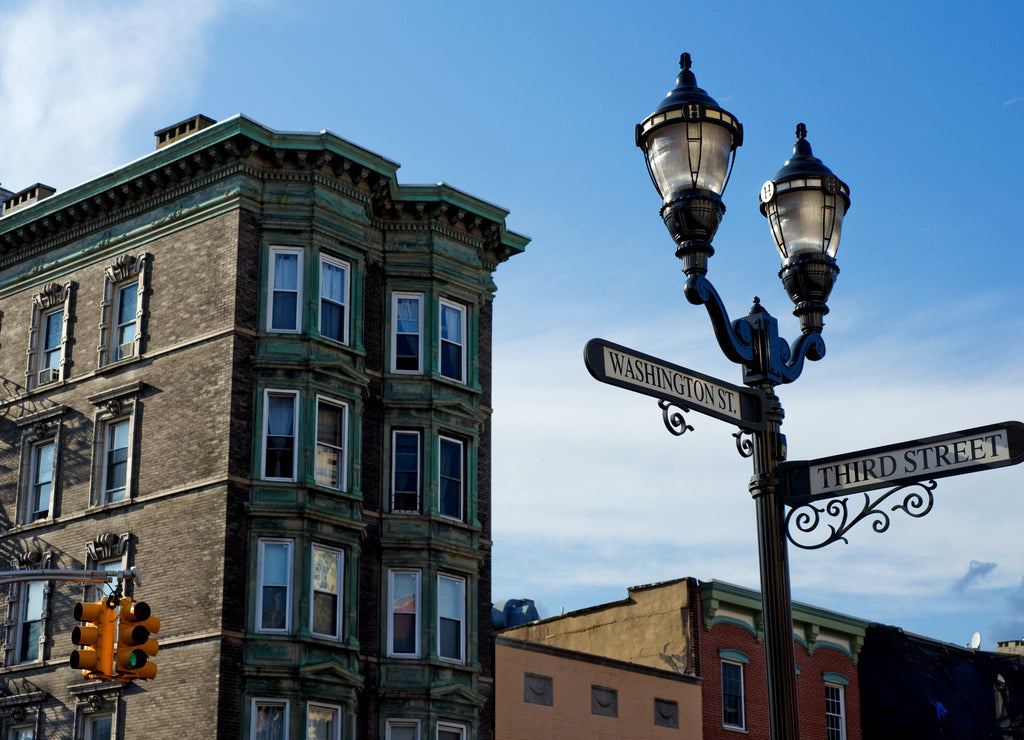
[636, 54, 851, 740]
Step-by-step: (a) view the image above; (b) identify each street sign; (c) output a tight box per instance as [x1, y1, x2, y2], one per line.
[584, 338, 766, 431]
[781, 421, 1024, 504]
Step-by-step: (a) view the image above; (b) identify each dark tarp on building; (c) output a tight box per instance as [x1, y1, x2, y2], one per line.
[859, 624, 1024, 739]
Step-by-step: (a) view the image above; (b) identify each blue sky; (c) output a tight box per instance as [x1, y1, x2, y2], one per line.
[3, 0, 1023, 650]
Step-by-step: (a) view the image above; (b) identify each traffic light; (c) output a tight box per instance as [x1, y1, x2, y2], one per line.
[70, 598, 115, 680]
[114, 598, 159, 680]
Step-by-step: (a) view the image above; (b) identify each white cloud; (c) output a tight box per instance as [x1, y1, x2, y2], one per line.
[0, 0, 230, 193]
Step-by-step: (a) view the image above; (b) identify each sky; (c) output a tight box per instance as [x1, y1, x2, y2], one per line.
[2, 0, 1023, 651]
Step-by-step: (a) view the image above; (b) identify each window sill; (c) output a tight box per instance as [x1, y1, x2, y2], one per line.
[97, 354, 141, 374]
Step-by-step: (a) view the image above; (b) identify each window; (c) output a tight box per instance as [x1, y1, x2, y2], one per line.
[437, 575, 465, 663]
[101, 419, 130, 504]
[439, 299, 466, 382]
[257, 540, 293, 633]
[591, 686, 618, 717]
[269, 247, 302, 333]
[28, 281, 70, 388]
[388, 569, 420, 657]
[437, 724, 466, 740]
[386, 720, 419, 740]
[319, 255, 348, 344]
[391, 431, 420, 512]
[263, 391, 298, 481]
[654, 698, 679, 729]
[315, 398, 346, 490]
[84, 714, 112, 740]
[252, 700, 288, 740]
[113, 282, 139, 360]
[17, 581, 44, 663]
[311, 546, 343, 639]
[9, 726, 34, 740]
[826, 683, 846, 740]
[306, 703, 341, 740]
[524, 673, 553, 706]
[722, 661, 745, 729]
[438, 436, 463, 520]
[100, 253, 148, 366]
[27, 440, 55, 521]
[392, 293, 423, 373]
[39, 308, 63, 383]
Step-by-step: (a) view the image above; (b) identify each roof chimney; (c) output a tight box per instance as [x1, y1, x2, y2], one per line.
[155, 114, 216, 150]
[1, 183, 57, 217]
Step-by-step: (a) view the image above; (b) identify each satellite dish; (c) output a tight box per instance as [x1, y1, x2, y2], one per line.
[970, 632, 982, 650]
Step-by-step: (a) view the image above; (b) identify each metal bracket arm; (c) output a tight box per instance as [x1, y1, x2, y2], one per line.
[683, 275, 755, 365]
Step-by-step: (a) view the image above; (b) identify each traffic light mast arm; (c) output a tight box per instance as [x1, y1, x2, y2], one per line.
[0, 566, 140, 587]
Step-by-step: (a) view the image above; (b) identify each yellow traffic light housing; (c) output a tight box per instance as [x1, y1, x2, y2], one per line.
[70, 598, 116, 680]
[114, 598, 159, 680]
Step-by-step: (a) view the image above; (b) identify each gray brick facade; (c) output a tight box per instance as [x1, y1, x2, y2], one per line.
[0, 115, 526, 739]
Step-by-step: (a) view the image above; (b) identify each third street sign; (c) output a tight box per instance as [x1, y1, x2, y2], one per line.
[781, 421, 1024, 504]
[584, 338, 766, 431]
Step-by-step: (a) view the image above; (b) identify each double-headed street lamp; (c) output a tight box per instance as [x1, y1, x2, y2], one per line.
[637, 53, 850, 740]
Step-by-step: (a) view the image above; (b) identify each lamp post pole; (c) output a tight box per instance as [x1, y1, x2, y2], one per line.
[636, 54, 851, 740]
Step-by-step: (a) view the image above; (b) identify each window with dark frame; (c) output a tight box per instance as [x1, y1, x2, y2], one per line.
[391, 431, 421, 512]
[722, 660, 745, 729]
[438, 436, 463, 520]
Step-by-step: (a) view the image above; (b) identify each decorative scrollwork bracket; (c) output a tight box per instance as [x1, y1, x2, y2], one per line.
[733, 430, 755, 458]
[786, 480, 938, 550]
[659, 399, 694, 437]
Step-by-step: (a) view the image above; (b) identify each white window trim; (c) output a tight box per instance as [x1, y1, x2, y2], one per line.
[826, 682, 847, 740]
[391, 430, 421, 512]
[27, 281, 71, 390]
[436, 722, 467, 740]
[99, 418, 131, 504]
[437, 574, 466, 664]
[16, 580, 45, 664]
[387, 568, 421, 658]
[99, 252, 149, 367]
[318, 254, 350, 345]
[391, 292, 424, 374]
[268, 246, 304, 333]
[722, 660, 745, 730]
[310, 545, 344, 640]
[256, 539, 294, 634]
[26, 439, 55, 523]
[251, 698, 290, 740]
[262, 390, 299, 482]
[438, 298, 466, 383]
[83, 712, 114, 740]
[438, 435, 464, 521]
[385, 719, 420, 740]
[306, 702, 342, 740]
[314, 395, 347, 491]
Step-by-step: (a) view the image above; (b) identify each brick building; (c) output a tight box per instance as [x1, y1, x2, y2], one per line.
[501, 577, 866, 739]
[0, 114, 526, 739]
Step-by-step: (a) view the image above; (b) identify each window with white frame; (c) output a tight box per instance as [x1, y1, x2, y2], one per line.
[437, 574, 465, 663]
[99, 253, 148, 366]
[392, 293, 423, 373]
[27, 440, 55, 522]
[84, 713, 112, 740]
[437, 723, 466, 740]
[388, 569, 420, 657]
[17, 580, 45, 663]
[100, 418, 130, 504]
[438, 299, 466, 382]
[391, 430, 421, 512]
[386, 720, 419, 740]
[28, 282, 70, 389]
[722, 660, 745, 730]
[438, 436, 464, 520]
[9, 725, 34, 740]
[306, 703, 341, 740]
[311, 545, 343, 640]
[263, 391, 298, 481]
[268, 247, 303, 333]
[252, 700, 288, 740]
[314, 397, 346, 490]
[826, 683, 847, 740]
[257, 540, 293, 633]
[319, 255, 349, 344]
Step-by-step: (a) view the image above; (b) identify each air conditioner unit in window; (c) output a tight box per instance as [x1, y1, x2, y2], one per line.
[118, 342, 136, 360]
[37, 367, 60, 385]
